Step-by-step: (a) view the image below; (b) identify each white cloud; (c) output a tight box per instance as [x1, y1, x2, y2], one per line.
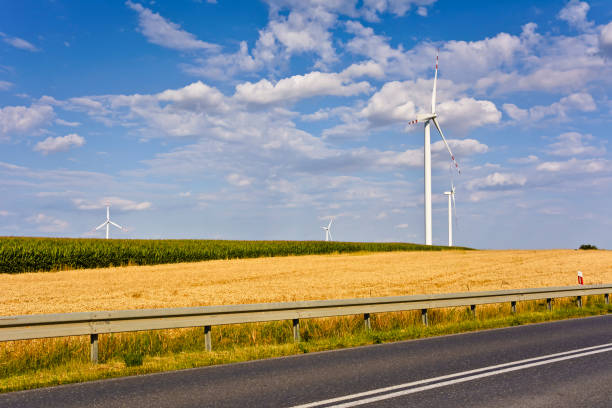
[34, 133, 85, 155]
[0, 104, 54, 137]
[558, 0, 593, 31]
[226, 173, 253, 187]
[537, 158, 609, 173]
[0, 32, 38, 52]
[125, 1, 219, 51]
[73, 197, 152, 211]
[157, 81, 228, 111]
[0, 80, 12, 90]
[547, 132, 605, 156]
[509, 155, 539, 164]
[600, 21, 612, 57]
[394, 223, 410, 229]
[360, 0, 436, 21]
[234, 72, 372, 105]
[27, 213, 69, 233]
[467, 172, 527, 191]
[361, 79, 501, 132]
[503, 92, 596, 123]
[55, 118, 81, 127]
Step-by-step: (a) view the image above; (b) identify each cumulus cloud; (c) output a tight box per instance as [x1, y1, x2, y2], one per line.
[0, 32, 39, 51]
[0, 104, 54, 137]
[157, 81, 228, 111]
[503, 92, 596, 123]
[537, 158, 609, 173]
[558, 0, 593, 31]
[226, 173, 253, 187]
[547, 132, 605, 156]
[126, 1, 219, 51]
[467, 172, 527, 191]
[34, 133, 85, 155]
[73, 197, 152, 211]
[600, 21, 612, 57]
[234, 72, 372, 105]
[361, 79, 500, 132]
[27, 213, 69, 232]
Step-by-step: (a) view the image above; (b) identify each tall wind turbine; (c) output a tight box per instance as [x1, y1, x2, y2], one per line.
[321, 218, 333, 242]
[408, 52, 460, 245]
[95, 205, 124, 239]
[443, 184, 456, 246]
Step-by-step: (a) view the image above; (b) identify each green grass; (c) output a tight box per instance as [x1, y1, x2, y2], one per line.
[0, 236, 469, 273]
[1, 296, 609, 393]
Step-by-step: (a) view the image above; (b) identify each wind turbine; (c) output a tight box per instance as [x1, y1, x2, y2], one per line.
[321, 218, 333, 242]
[443, 184, 456, 246]
[95, 205, 124, 239]
[408, 52, 460, 245]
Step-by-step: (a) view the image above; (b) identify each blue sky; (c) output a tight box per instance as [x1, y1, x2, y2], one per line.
[1, 0, 611, 249]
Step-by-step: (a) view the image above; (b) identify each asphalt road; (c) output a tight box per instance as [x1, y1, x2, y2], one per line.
[1, 315, 611, 407]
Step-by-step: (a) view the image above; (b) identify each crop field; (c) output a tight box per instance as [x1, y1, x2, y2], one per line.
[0, 237, 461, 274]
[1, 249, 611, 392]
[2, 249, 611, 315]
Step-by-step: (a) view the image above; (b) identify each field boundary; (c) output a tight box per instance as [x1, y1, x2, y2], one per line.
[1, 284, 610, 363]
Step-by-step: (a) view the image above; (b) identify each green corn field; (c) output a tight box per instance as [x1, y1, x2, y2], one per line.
[0, 237, 467, 274]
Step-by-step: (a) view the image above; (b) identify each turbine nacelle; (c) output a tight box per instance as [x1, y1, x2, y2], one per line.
[408, 113, 437, 125]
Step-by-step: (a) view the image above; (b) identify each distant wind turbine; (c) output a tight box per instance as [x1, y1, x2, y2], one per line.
[443, 184, 456, 247]
[95, 205, 124, 239]
[321, 218, 334, 242]
[408, 51, 460, 245]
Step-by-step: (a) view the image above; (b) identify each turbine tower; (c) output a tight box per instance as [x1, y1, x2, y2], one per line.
[95, 205, 123, 239]
[443, 185, 456, 247]
[408, 52, 460, 245]
[321, 218, 333, 242]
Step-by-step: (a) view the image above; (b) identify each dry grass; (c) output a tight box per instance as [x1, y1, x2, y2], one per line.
[2, 249, 611, 315]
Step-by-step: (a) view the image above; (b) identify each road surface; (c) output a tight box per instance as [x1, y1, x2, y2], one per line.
[1, 315, 611, 407]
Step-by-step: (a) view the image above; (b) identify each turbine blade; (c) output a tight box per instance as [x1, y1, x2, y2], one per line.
[431, 50, 438, 114]
[95, 222, 107, 230]
[109, 221, 123, 230]
[432, 117, 460, 174]
[328, 218, 333, 228]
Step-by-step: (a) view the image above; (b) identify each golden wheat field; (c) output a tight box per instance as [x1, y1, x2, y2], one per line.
[1, 249, 611, 316]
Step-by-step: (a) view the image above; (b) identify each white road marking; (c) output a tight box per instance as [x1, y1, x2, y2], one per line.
[291, 342, 612, 408]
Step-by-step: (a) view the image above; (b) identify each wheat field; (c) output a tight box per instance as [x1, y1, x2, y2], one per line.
[1, 249, 611, 316]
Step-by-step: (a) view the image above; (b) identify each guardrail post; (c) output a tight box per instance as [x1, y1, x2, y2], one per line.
[547, 298, 552, 311]
[511, 301, 516, 314]
[204, 325, 212, 351]
[292, 319, 300, 342]
[421, 309, 428, 326]
[90, 333, 98, 364]
[605, 294, 609, 305]
[364, 313, 371, 331]
[577, 296, 582, 309]
[470, 304, 476, 318]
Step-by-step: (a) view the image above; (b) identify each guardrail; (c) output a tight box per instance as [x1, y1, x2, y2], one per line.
[1, 284, 610, 363]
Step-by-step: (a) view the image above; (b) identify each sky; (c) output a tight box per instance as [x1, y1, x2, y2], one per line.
[0, 0, 611, 249]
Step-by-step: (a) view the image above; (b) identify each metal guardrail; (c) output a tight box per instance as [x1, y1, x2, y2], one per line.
[0, 284, 610, 363]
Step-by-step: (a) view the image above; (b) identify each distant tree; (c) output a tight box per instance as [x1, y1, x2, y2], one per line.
[579, 244, 598, 250]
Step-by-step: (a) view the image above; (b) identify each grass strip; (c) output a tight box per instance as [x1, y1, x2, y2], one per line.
[1, 297, 609, 393]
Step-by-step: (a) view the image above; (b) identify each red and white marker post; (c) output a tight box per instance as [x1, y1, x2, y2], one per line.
[577, 271, 584, 285]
